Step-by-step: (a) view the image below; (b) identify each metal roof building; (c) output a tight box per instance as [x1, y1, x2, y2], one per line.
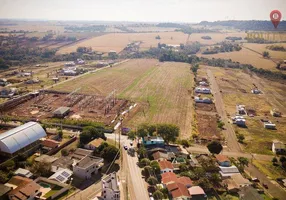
[0, 122, 46, 154]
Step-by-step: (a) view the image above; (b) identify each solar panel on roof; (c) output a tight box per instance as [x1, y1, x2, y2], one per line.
[62, 171, 70, 177]
[56, 175, 65, 182]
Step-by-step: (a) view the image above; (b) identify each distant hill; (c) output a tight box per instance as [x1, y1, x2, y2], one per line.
[198, 20, 286, 31]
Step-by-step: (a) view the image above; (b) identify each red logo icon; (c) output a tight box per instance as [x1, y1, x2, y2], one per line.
[270, 10, 282, 29]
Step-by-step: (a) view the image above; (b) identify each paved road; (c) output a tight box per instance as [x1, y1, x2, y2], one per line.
[105, 133, 149, 200]
[246, 164, 286, 199]
[207, 69, 241, 152]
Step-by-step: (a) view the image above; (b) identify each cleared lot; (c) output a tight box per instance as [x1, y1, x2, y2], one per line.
[209, 66, 286, 154]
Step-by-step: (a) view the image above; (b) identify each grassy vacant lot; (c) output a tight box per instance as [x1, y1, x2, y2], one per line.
[54, 59, 194, 138]
[209, 67, 286, 154]
[199, 47, 277, 71]
[252, 160, 286, 180]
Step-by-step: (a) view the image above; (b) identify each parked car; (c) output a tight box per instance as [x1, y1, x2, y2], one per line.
[252, 177, 259, 182]
[123, 145, 128, 150]
[262, 183, 268, 189]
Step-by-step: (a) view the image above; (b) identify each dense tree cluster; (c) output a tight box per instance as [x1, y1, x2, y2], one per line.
[202, 42, 241, 54]
[199, 20, 286, 31]
[267, 45, 286, 52]
[79, 126, 106, 145]
[65, 25, 106, 32]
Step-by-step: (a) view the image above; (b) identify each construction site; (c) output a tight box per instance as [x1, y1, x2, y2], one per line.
[0, 89, 130, 125]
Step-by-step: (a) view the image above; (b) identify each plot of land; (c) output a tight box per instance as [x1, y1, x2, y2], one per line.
[208, 66, 286, 154]
[188, 32, 246, 45]
[198, 47, 277, 71]
[58, 32, 190, 53]
[55, 59, 194, 137]
[243, 43, 286, 61]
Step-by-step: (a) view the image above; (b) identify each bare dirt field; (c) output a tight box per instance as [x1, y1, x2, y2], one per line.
[4, 91, 129, 125]
[196, 113, 221, 140]
[208, 66, 286, 154]
[128, 26, 177, 32]
[58, 32, 190, 53]
[54, 59, 194, 138]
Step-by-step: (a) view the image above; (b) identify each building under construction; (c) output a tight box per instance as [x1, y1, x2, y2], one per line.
[0, 90, 130, 125]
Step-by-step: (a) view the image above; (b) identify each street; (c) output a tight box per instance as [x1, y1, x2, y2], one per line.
[207, 69, 241, 152]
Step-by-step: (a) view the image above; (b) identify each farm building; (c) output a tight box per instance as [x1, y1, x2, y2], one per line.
[0, 87, 17, 98]
[263, 121, 276, 129]
[0, 78, 7, 86]
[53, 107, 71, 118]
[195, 87, 211, 94]
[0, 122, 46, 156]
[272, 140, 285, 154]
[65, 61, 76, 66]
[232, 116, 246, 126]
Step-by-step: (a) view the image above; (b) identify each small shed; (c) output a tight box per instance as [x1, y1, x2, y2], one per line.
[53, 107, 70, 118]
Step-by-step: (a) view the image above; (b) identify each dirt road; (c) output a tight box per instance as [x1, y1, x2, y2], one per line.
[206, 69, 241, 152]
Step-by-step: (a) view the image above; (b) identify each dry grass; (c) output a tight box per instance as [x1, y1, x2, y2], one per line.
[188, 32, 247, 45]
[54, 59, 194, 138]
[198, 48, 277, 71]
[207, 66, 286, 154]
[243, 43, 286, 61]
[58, 32, 190, 53]
[128, 26, 177, 32]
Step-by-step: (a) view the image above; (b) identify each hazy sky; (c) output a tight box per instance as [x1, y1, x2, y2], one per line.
[0, 0, 285, 22]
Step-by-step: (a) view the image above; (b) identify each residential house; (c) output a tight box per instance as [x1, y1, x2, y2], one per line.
[53, 107, 70, 118]
[101, 172, 120, 200]
[272, 140, 286, 154]
[188, 186, 207, 200]
[195, 87, 211, 94]
[159, 160, 174, 174]
[41, 139, 60, 152]
[152, 151, 175, 161]
[70, 148, 93, 161]
[219, 166, 240, 178]
[51, 156, 74, 173]
[14, 168, 33, 178]
[0, 184, 12, 200]
[49, 169, 73, 183]
[223, 174, 251, 192]
[189, 155, 201, 168]
[73, 155, 104, 179]
[84, 138, 105, 150]
[142, 136, 165, 146]
[5, 176, 32, 190]
[215, 155, 231, 167]
[8, 181, 41, 200]
[232, 115, 246, 126]
[161, 172, 178, 185]
[177, 177, 193, 188]
[166, 182, 191, 200]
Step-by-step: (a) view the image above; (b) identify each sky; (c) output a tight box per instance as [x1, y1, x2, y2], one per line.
[0, 0, 285, 23]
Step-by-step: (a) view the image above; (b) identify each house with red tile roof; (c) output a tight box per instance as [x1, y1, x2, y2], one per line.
[161, 172, 193, 188]
[167, 182, 191, 200]
[177, 177, 193, 188]
[188, 186, 207, 199]
[42, 139, 60, 151]
[215, 154, 231, 167]
[158, 160, 174, 174]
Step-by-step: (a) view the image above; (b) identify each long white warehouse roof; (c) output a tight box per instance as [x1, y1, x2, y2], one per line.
[0, 122, 46, 154]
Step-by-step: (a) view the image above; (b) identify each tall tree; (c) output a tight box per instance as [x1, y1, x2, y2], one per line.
[207, 141, 223, 154]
